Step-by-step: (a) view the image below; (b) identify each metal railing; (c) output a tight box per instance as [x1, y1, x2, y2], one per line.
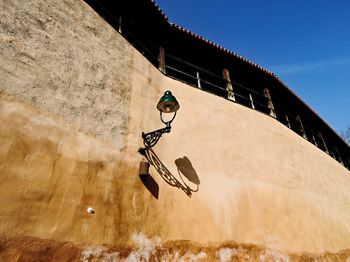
[163, 51, 349, 169]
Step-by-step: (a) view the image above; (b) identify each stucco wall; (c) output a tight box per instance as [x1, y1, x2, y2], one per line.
[0, 0, 132, 149]
[126, 50, 350, 254]
[0, 0, 350, 260]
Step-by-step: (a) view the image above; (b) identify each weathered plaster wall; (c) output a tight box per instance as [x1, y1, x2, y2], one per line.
[127, 51, 350, 254]
[0, 0, 132, 149]
[0, 0, 350, 260]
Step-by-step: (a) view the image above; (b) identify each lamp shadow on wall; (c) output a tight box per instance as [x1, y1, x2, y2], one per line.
[138, 147, 200, 198]
[139, 172, 159, 199]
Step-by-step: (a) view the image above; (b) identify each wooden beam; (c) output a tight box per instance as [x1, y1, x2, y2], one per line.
[263, 88, 276, 118]
[318, 132, 329, 154]
[296, 115, 307, 139]
[158, 47, 166, 74]
[222, 68, 235, 101]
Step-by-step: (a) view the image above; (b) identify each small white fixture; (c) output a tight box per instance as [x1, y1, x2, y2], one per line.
[87, 207, 95, 214]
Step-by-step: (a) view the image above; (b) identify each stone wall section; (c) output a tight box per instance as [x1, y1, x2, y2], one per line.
[0, 0, 133, 149]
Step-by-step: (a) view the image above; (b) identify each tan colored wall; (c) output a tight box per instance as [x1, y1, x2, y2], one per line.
[127, 50, 350, 254]
[0, 0, 350, 260]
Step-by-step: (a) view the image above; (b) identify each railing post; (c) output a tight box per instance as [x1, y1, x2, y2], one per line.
[318, 132, 329, 154]
[346, 158, 350, 169]
[249, 94, 255, 109]
[334, 147, 344, 164]
[312, 135, 318, 146]
[196, 71, 201, 89]
[158, 47, 166, 74]
[263, 88, 276, 118]
[222, 68, 235, 101]
[118, 16, 122, 34]
[286, 115, 291, 128]
[296, 115, 307, 139]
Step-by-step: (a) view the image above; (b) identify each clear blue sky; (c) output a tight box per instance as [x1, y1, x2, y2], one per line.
[156, 0, 350, 132]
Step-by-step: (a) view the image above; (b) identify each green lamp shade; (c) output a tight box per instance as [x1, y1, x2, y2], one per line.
[157, 91, 180, 113]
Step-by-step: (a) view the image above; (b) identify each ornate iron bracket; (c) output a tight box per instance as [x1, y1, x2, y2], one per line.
[141, 111, 176, 149]
[142, 124, 171, 148]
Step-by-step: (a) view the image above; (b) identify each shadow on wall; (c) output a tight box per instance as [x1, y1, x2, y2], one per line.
[175, 156, 200, 193]
[139, 170, 160, 199]
[138, 148, 200, 198]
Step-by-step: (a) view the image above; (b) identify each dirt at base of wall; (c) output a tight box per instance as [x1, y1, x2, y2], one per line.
[0, 236, 80, 262]
[1, 236, 350, 262]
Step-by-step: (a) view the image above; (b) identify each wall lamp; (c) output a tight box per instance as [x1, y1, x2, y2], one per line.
[141, 91, 180, 148]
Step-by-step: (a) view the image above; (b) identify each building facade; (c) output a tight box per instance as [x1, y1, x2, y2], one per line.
[0, 0, 349, 260]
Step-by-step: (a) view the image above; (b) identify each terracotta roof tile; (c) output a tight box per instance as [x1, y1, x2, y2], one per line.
[150, 0, 169, 21]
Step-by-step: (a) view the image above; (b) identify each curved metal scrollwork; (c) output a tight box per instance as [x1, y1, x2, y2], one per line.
[142, 111, 176, 148]
[142, 126, 171, 148]
[140, 147, 194, 196]
[139, 111, 199, 197]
